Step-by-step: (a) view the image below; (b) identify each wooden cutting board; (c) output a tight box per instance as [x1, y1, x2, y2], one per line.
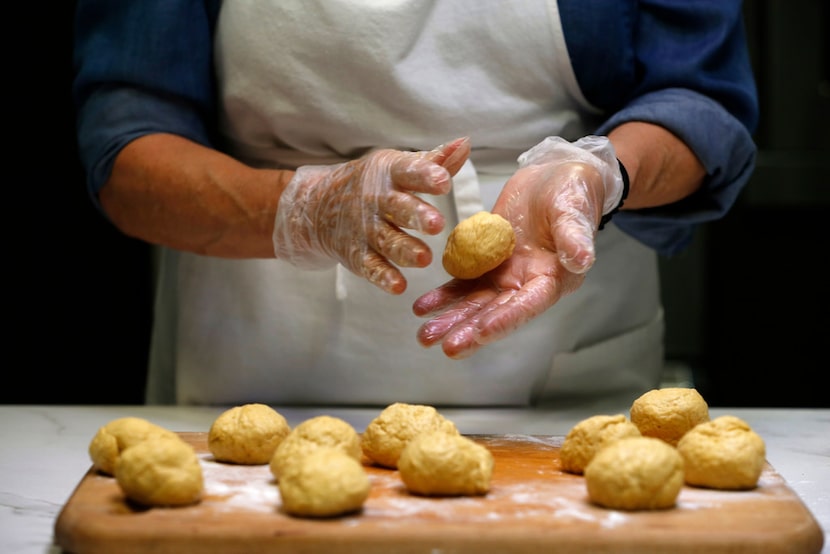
[54, 433, 824, 554]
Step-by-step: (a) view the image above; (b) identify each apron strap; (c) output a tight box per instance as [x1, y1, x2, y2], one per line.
[451, 159, 485, 221]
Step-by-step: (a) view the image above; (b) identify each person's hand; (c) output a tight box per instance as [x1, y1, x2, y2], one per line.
[413, 136, 626, 359]
[273, 137, 471, 294]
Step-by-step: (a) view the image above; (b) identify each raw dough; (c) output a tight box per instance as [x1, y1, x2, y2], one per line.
[88, 416, 179, 475]
[676, 415, 766, 490]
[560, 414, 642, 474]
[584, 436, 685, 511]
[442, 211, 515, 279]
[398, 430, 494, 496]
[629, 387, 710, 446]
[114, 434, 203, 507]
[269, 415, 361, 480]
[208, 403, 291, 465]
[361, 402, 459, 469]
[278, 446, 371, 517]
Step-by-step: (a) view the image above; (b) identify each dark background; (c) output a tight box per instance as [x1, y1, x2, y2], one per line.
[5, 0, 827, 406]
[661, 0, 829, 408]
[9, 1, 153, 404]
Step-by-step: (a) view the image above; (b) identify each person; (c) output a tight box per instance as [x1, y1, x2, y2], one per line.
[72, 1, 758, 408]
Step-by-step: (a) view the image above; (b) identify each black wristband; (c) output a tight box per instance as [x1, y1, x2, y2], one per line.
[598, 158, 630, 230]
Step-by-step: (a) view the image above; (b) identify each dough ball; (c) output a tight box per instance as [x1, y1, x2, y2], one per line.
[442, 211, 515, 279]
[362, 402, 459, 469]
[676, 415, 766, 490]
[208, 403, 291, 465]
[584, 436, 685, 511]
[88, 416, 179, 475]
[278, 447, 371, 518]
[629, 387, 710, 446]
[398, 430, 494, 496]
[114, 434, 203, 507]
[560, 414, 642, 474]
[269, 415, 361, 480]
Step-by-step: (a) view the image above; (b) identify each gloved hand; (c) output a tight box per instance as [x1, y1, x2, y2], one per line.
[273, 137, 471, 295]
[412, 135, 627, 359]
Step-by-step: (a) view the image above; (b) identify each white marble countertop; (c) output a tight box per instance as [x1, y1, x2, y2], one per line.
[0, 405, 826, 553]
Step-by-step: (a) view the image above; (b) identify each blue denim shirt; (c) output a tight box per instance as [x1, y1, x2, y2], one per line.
[73, 0, 758, 256]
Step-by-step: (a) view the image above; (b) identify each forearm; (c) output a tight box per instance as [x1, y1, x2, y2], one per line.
[608, 121, 706, 211]
[100, 133, 292, 259]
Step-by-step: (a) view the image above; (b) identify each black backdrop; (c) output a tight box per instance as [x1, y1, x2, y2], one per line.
[5, 1, 152, 404]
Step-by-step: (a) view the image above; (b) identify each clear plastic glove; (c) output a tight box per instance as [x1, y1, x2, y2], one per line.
[413, 135, 626, 359]
[273, 137, 471, 295]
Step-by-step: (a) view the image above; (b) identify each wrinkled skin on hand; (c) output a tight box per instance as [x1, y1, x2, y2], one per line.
[413, 161, 606, 359]
[273, 137, 470, 295]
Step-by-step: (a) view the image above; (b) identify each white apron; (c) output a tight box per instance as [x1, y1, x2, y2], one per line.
[146, 0, 664, 406]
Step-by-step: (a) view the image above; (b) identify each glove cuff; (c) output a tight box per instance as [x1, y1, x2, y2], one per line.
[517, 135, 627, 227]
[272, 165, 339, 269]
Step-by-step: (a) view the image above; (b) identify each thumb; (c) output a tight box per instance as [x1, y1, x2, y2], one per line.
[554, 211, 597, 274]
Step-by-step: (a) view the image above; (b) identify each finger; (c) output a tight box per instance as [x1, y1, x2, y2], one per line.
[438, 288, 520, 357]
[370, 220, 433, 268]
[353, 249, 408, 295]
[552, 211, 596, 274]
[391, 157, 452, 195]
[381, 189, 445, 235]
[413, 279, 479, 317]
[476, 276, 559, 344]
[391, 137, 471, 194]
[424, 136, 471, 176]
[416, 287, 499, 347]
[439, 276, 562, 358]
[416, 300, 485, 347]
[549, 164, 602, 274]
[440, 323, 485, 359]
[340, 245, 406, 295]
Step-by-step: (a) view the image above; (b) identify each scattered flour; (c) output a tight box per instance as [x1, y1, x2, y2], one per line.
[189, 436, 781, 532]
[199, 454, 280, 512]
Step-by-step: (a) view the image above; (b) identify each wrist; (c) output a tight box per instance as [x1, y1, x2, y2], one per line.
[598, 159, 629, 230]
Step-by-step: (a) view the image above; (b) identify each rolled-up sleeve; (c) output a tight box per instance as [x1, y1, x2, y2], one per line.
[559, 0, 759, 256]
[73, 0, 221, 210]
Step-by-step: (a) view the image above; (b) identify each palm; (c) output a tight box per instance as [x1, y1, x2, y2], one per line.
[413, 162, 600, 359]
